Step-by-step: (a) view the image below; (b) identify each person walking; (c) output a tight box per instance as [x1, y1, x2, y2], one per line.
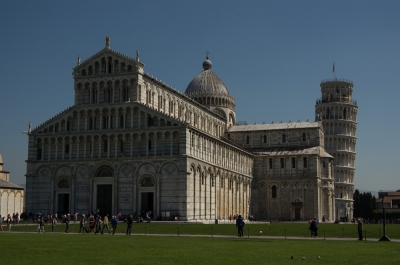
[37, 214, 45, 233]
[95, 215, 102, 234]
[236, 214, 245, 237]
[126, 214, 133, 235]
[51, 215, 57, 232]
[6, 214, 13, 231]
[0, 215, 3, 231]
[101, 214, 111, 234]
[308, 219, 314, 237]
[357, 218, 363, 240]
[311, 218, 319, 237]
[79, 214, 86, 233]
[64, 214, 70, 233]
[111, 215, 118, 235]
[89, 214, 95, 233]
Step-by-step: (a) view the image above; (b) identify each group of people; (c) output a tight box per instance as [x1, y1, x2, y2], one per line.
[79, 213, 119, 235]
[0, 214, 14, 231]
[309, 218, 319, 237]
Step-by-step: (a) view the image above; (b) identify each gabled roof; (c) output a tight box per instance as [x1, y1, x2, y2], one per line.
[228, 121, 320, 132]
[0, 179, 24, 190]
[73, 46, 144, 72]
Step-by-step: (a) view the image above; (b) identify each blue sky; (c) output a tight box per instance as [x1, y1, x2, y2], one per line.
[0, 0, 399, 192]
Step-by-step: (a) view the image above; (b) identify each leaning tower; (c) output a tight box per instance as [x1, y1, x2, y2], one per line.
[315, 78, 358, 221]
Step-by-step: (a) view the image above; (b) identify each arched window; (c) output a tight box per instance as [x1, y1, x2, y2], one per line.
[141, 176, 154, 187]
[120, 115, 124, 128]
[96, 166, 113, 177]
[120, 139, 124, 152]
[122, 87, 129, 102]
[104, 140, 108, 152]
[272, 185, 277, 198]
[59, 179, 69, 188]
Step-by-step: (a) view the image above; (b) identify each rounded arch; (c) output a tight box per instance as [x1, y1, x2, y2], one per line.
[36, 165, 52, 178]
[137, 162, 157, 175]
[140, 176, 155, 187]
[138, 173, 156, 186]
[57, 178, 70, 188]
[292, 196, 303, 202]
[94, 164, 114, 177]
[160, 161, 179, 175]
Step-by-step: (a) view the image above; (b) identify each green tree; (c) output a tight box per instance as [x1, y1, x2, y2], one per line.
[353, 190, 374, 219]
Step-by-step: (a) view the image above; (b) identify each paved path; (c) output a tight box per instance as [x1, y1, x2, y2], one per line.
[4, 230, 399, 242]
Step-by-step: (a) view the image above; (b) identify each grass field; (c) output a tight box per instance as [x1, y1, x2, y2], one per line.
[0, 232, 399, 265]
[6, 222, 400, 239]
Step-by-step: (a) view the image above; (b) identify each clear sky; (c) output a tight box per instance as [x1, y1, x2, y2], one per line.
[0, 0, 399, 192]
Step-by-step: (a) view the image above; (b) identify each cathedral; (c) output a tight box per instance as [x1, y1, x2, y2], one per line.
[25, 37, 357, 221]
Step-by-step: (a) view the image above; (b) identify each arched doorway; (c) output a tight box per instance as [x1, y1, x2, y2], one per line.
[139, 176, 155, 218]
[94, 166, 113, 217]
[292, 197, 303, 220]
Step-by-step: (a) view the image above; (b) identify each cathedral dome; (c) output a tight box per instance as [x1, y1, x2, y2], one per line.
[185, 58, 230, 97]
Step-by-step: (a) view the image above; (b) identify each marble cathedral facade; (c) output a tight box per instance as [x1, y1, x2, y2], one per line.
[25, 37, 352, 221]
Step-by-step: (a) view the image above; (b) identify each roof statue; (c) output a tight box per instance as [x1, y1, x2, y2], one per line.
[136, 50, 140, 62]
[106, 35, 110, 48]
[77, 55, 81, 66]
[21, 122, 32, 135]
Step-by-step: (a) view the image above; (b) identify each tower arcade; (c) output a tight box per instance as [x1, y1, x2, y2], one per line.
[315, 78, 358, 221]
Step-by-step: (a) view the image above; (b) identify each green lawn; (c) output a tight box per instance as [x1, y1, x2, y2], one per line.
[0, 233, 398, 265]
[7, 222, 400, 239]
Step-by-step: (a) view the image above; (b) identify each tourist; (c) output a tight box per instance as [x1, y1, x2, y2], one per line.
[357, 218, 363, 240]
[308, 219, 314, 237]
[89, 214, 95, 233]
[38, 214, 45, 233]
[310, 218, 319, 237]
[0, 215, 3, 231]
[235, 214, 245, 237]
[64, 214, 70, 233]
[146, 211, 151, 223]
[6, 214, 12, 231]
[111, 215, 118, 235]
[101, 214, 110, 234]
[51, 215, 57, 232]
[126, 214, 133, 235]
[95, 214, 102, 234]
[79, 214, 86, 233]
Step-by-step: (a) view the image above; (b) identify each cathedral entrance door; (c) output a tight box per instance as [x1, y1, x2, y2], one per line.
[141, 192, 154, 213]
[96, 184, 113, 217]
[58, 194, 69, 215]
[295, 207, 301, 220]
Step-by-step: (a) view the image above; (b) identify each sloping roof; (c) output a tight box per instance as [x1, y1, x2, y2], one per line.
[249, 146, 333, 158]
[228, 121, 320, 132]
[387, 192, 400, 196]
[384, 197, 400, 203]
[0, 179, 24, 190]
[75, 46, 143, 70]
